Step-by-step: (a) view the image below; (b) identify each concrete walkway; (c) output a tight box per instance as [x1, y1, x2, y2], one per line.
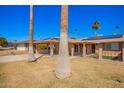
[0, 54, 83, 63]
[0, 54, 42, 63]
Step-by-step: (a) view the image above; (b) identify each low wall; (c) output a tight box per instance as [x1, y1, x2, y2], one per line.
[102, 50, 121, 57]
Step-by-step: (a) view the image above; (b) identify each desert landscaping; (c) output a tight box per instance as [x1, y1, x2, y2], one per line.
[0, 5, 124, 88]
[0, 56, 124, 88]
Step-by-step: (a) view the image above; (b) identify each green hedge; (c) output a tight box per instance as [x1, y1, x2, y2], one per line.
[103, 56, 114, 60]
[37, 44, 47, 49]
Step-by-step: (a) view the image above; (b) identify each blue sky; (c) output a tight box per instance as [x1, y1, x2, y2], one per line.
[0, 5, 124, 42]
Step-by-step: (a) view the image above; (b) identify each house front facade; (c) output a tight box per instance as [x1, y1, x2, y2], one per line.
[16, 34, 124, 62]
[82, 34, 124, 61]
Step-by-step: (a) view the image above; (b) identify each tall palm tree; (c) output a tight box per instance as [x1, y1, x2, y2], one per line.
[55, 5, 71, 79]
[28, 5, 36, 62]
[92, 21, 100, 36]
[115, 25, 120, 31]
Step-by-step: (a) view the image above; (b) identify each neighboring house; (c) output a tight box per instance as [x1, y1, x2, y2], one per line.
[0, 46, 14, 50]
[0, 42, 14, 50]
[16, 40, 36, 51]
[16, 41, 28, 51]
[8, 42, 14, 47]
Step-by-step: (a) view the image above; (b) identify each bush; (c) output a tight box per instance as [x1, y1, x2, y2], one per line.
[103, 56, 114, 60]
[37, 44, 47, 50]
[0, 37, 8, 47]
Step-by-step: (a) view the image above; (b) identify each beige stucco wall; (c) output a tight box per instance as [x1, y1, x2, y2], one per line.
[55, 43, 59, 54]
[102, 51, 121, 57]
[95, 44, 99, 54]
[36, 42, 123, 60]
[95, 43, 122, 58]
[86, 44, 92, 54]
[36, 43, 83, 56]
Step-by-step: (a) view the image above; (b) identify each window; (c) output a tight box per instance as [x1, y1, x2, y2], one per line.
[111, 43, 119, 50]
[104, 43, 119, 51]
[105, 43, 111, 50]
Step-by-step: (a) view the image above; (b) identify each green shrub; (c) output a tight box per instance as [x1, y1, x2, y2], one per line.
[37, 44, 47, 49]
[0, 37, 8, 47]
[103, 56, 114, 60]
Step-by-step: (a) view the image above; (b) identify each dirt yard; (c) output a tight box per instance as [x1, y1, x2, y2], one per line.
[0, 56, 124, 88]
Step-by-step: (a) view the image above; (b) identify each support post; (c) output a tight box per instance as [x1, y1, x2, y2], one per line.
[50, 43, 54, 56]
[122, 42, 124, 63]
[71, 44, 74, 56]
[46, 44, 48, 53]
[78, 44, 80, 54]
[98, 44, 103, 60]
[35, 44, 38, 54]
[83, 43, 86, 57]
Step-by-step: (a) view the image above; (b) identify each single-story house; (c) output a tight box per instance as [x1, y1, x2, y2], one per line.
[16, 41, 29, 51]
[82, 34, 124, 61]
[16, 34, 124, 62]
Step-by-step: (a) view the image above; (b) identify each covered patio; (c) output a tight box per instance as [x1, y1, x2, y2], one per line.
[34, 37, 124, 63]
[83, 37, 124, 62]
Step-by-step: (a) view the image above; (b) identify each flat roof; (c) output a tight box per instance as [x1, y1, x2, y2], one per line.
[17, 34, 124, 44]
[82, 34, 124, 40]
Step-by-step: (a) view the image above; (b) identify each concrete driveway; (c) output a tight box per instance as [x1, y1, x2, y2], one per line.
[0, 54, 42, 63]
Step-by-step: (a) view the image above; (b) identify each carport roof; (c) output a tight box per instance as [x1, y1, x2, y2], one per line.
[16, 34, 124, 44]
[36, 38, 82, 44]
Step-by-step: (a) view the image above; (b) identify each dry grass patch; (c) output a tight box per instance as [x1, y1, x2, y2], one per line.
[0, 56, 124, 88]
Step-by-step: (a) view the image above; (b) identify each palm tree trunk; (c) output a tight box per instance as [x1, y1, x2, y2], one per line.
[55, 5, 71, 79]
[28, 5, 36, 62]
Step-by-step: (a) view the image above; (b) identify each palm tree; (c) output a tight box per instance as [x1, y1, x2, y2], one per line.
[92, 21, 100, 36]
[28, 5, 36, 62]
[115, 25, 120, 31]
[55, 5, 71, 79]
